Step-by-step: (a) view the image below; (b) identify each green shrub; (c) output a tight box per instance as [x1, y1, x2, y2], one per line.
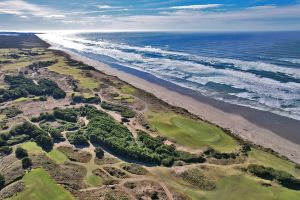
[248, 164, 300, 190]
[35, 135, 53, 151]
[15, 147, 28, 159]
[95, 147, 104, 158]
[161, 157, 174, 167]
[0, 173, 4, 189]
[0, 146, 12, 155]
[22, 157, 32, 169]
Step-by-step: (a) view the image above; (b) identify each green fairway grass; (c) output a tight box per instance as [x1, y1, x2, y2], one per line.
[47, 149, 69, 164]
[147, 112, 237, 152]
[85, 174, 103, 187]
[248, 149, 300, 178]
[202, 175, 300, 200]
[11, 168, 74, 200]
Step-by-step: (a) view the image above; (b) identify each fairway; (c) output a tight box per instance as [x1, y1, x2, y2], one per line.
[202, 175, 300, 200]
[147, 112, 236, 152]
[10, 168, 74, 200]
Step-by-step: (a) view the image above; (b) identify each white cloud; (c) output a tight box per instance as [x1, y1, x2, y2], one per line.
[97, 5, 120, 9]
[247, 5, 277, 10]
[0, 0, 65, 19]
[170, 4, 222, 10]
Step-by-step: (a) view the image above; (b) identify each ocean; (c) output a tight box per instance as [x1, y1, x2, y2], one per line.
[38, 31, 300, 121]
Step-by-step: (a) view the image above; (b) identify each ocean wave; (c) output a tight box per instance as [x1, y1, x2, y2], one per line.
[37, 33, 300, 121]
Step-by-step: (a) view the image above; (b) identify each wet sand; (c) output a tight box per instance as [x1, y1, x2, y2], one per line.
[49, 46, 300, 164]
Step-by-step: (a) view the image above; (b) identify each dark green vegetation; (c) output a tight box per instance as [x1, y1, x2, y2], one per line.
[15, 147, 28, 159]
[101, 101, 135, 118]
[71, 93, 101, 104]
[39, 123, 65, 142]
[35, 105, 205, 166]
[0, 146, 12, 155]
[0, 75, 65, 102]
[0, 106, 22, 118]
[95, 147, 104, 159]
[248, 164, 300, 190]
[27, 60, 57, 70]
[1, 121, 54, 151]
[0, 173, 4, 189]
[22, 157, 32, 169]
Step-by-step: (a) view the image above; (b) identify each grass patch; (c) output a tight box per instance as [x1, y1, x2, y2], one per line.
[47, 149, 68, 164]
[248, 149, 300, 177]
[14, 96, 40, 103]
[19, 142, 43, 155]
[114, 95, 135, 103]
[11, 168, 74, 200]
[48, 60, 99, 90]
[85, 174, 103, 187]
[120, 85, 136, 94]
[147, 112, 237, 152]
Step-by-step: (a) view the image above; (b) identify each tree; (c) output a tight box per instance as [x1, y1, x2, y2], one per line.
[95, 147, 104, 158]
[22, 157, 32, 169]
[35, 135, 53, 151]
[15, 147, 28, 159]
[0, 173, 5, 189]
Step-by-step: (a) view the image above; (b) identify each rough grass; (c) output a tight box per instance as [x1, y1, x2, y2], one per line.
[13, 96, 40, 103]
[248, 149, 300, 178]
[10, 168, 74, 200]
[120, 85, 136, 94]
[48, 59, 99, 90]
[147, 112, 237, 152]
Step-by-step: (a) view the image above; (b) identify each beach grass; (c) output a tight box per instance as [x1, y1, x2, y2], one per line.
[147, 112, 237, 152]
[11, 168, 74, 200]
[48, 59, 100, 90]
[248, 149, 300, 178]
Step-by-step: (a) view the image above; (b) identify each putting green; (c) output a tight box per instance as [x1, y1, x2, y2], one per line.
[147, 112, 236, 152]
[11, 168, 74, 200]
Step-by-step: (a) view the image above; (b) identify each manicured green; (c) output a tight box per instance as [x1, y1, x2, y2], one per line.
[201, 175, 300, 200]
[85, 175, 103, 187]
[147, 112, 236, 152]
[11, 168, 74, 200]
[248, 149, 300, 177]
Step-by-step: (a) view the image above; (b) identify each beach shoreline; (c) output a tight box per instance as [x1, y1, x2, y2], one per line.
[47, 44, 300, 164]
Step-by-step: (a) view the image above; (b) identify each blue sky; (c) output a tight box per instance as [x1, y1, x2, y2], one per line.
[0, 0, 300, 31]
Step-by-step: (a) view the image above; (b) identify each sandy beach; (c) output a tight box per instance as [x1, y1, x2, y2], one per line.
[49, 46, 300, 164]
